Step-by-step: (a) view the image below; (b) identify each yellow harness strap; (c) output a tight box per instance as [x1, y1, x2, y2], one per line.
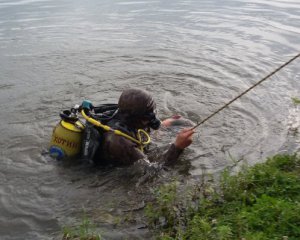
[81, 110, 150, 151]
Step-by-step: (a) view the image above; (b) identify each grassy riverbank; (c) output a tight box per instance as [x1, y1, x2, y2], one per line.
[62, 214, 102, 240]
[145, 154, 300, 240]
[61, 154, 300, 239]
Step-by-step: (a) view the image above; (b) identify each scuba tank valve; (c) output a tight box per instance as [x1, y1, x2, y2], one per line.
[49, 108, 84, 159]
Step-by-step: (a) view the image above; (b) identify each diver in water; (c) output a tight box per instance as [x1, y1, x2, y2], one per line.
[91, 88, 195, 166]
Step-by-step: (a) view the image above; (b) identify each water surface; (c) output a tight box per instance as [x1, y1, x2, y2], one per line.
[0, 0, 299, 239]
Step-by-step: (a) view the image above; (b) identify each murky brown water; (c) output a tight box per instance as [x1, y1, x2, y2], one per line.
[0, 0, 300, 239]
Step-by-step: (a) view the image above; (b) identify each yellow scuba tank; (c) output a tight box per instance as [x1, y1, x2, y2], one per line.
[49, 110, 84, 159]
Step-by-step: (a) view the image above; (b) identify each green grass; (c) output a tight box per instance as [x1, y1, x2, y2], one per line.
[145, 154, 300, 240]
[62, 214, 102, 240]
[291, 97, 300, 105]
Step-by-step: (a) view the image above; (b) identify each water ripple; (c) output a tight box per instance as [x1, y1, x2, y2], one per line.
[0, 0, 300, 239]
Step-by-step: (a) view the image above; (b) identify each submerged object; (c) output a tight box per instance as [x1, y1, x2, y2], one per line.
[162, 115, 195, 127]
[49, 110, 84, 159]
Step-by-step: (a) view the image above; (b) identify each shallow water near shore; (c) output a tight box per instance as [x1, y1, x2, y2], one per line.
[0, 0, 300, 239]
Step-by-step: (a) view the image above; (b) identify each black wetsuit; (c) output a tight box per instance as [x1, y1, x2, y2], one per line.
[89, 88, 184, 166]
[93, 115, 183, 166]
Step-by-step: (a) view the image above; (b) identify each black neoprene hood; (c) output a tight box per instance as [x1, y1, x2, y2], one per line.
[118, 88, 156, 117]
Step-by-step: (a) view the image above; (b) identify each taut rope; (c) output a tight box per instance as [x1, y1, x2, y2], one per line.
[192, 53, 300, 130]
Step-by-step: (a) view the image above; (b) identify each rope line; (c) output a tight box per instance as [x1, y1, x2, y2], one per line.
[192, 53, 300, 130]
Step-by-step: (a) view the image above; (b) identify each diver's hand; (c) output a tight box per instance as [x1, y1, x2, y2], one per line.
[174, 128, 195, 149]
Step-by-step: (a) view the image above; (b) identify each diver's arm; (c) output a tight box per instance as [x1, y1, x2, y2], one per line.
[145, 143, 183, 166]
[166, 128, 195, 165]
[147, 128, 195, 165]
[102, 128, 194, 166]
[161, 143, 184, 166]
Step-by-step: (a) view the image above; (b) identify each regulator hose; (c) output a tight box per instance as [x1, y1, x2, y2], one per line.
[81, 109, 151, 151]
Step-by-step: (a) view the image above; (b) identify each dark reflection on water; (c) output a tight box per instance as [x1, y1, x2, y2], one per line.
[0, 0, 300, 239]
